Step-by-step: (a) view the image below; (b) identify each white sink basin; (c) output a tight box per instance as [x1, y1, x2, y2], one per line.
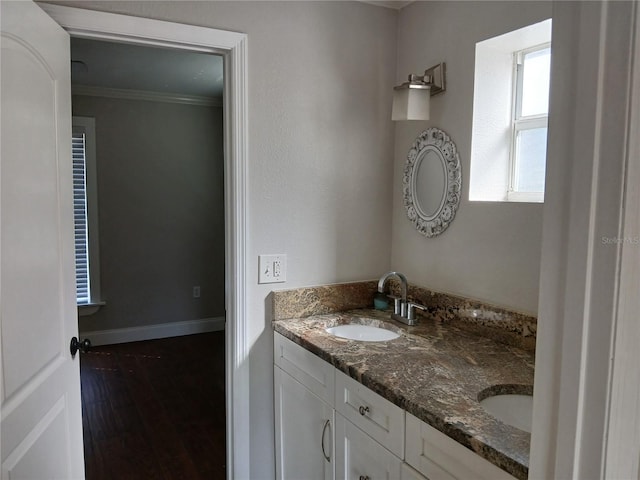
[325, 324, 400, 342]
[479, 394, 533, 433]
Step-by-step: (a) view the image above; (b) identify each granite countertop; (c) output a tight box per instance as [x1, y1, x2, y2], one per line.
[273, 308, 534, 480]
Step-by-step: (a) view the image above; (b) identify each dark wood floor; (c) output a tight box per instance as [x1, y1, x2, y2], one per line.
[80, 331, 226, 479]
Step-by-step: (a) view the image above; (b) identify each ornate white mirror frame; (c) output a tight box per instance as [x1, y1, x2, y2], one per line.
[403, 127, 462, 237]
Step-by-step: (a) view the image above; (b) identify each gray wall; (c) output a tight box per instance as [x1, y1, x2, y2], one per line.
[391, 1, 552, 315]
[72, 95, 225, 333]
[58, 0, 555, 476]
[55, 2, 398, 476]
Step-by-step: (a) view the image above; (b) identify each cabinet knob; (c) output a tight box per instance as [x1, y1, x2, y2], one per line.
[358, 405, 370, 416]
[359, 476, 370, 480]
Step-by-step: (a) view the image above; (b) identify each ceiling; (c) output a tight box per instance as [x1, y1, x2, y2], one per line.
[70, 38, 224, 98]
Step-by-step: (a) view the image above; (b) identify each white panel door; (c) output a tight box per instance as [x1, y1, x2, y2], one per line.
[274, 366, 335, 480]
[1, 1, 85, 478]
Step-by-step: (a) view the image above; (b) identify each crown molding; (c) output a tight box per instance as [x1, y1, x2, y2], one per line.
[71, 85, 222, 107]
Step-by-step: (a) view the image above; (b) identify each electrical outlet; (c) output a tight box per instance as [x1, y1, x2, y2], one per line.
[258, 254, 287, 284]
[193, 286, 201, 298]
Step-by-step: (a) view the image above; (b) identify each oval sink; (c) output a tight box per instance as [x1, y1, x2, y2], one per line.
[325, 324, 400, 342]
[479, 394, 533, 433]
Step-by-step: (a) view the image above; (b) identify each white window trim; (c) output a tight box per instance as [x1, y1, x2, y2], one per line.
[72, 116, 103, 314]
[506, 43, 550, 203]
[507, 117, 547, 203]
[512, 43, 551, 120]
[506, 191, 545, 203]
[469, 18, 552, 203]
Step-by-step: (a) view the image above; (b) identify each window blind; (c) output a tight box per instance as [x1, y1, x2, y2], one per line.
[72, 132, 91, 304]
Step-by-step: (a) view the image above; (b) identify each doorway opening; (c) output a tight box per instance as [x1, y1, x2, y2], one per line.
[41, 5, 249, 478]
[70, 38, 226, 478]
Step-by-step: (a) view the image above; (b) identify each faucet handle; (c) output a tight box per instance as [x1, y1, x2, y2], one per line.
[387, 295, 403, 315]
[407, 302, 427, 321]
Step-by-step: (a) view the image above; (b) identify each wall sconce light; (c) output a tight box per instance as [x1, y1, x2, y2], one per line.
[392, 62, 446, 121]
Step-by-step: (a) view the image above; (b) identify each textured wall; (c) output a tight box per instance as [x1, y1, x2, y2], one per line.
[392, 1, 552, 315]
[72, 95, 225, 332]
[49, 2, 398, 478]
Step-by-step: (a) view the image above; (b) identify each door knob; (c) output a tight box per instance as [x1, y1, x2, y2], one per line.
[70, 337, 92, 357]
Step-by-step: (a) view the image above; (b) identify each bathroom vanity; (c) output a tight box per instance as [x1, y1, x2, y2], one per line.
[272, 282, 535, 480]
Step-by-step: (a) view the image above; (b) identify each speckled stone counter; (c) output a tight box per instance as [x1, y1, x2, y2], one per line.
[271, 280, 537, 352]
[273, 308, 534, 480]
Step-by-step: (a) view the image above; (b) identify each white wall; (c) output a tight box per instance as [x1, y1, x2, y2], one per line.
[72, 95, 225, 333]
[392, 1, 552, 315]
[46, 2, 398, 478]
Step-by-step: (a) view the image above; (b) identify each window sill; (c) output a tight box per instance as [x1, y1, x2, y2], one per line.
[506, 191, 544, 203]
[78, 302, 105, 317]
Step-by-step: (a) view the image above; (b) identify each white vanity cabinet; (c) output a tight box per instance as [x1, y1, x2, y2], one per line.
[335, 370, 405, 457]
[274, 333, 335, 404]
[334, 370, 405, 480]
[274, 334, 336, 480]
[335, 413, 402, 480]
[274, 333, 517, 480]
[401, 462, 432, 480]
[405, 413, 516, 480]
[274, 367, 335, 480]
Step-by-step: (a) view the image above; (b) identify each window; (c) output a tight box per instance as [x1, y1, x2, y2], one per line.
[72, 117, 102, 311]
[72, 129, 90, 303]
[509, 45, 550, 202]
[469, 19, 552, 202]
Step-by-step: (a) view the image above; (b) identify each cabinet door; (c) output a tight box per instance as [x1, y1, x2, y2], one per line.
[275, 366, 334, 480]
[335, 414, 402, 480]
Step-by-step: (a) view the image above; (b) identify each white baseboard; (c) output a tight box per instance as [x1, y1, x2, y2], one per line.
[81, 316, 225, 346]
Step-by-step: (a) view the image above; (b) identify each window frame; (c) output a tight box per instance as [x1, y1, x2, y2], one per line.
[72, 116, 103, 314]
[507, 42, 551, 203]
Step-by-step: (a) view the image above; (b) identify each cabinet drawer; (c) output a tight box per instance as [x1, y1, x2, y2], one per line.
[335, 370, 405, 458]
[335, 413, 402, 480]
[274, 332, 335, 405]
[405, 413, 516, 480]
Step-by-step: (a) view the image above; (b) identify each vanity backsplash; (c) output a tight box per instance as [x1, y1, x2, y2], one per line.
[272, 280, 537, 352]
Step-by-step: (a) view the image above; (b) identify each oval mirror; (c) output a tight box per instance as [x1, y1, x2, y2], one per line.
[403, 128, 461, 237]
[414, 147, 446, 220]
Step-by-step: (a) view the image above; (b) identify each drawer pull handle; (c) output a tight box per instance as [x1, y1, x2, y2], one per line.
[359, 476, 370, 480]
[358, 405, 370, 416]
[321, 419, 331, 462]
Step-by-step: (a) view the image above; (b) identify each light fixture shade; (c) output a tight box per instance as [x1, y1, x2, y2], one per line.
[392, 85, 430, 121]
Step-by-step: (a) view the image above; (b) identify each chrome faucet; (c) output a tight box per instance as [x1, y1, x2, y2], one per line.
[377, 271, 426, 326]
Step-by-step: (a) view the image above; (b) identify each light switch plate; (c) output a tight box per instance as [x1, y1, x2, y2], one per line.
[258, 254, 287, 284]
